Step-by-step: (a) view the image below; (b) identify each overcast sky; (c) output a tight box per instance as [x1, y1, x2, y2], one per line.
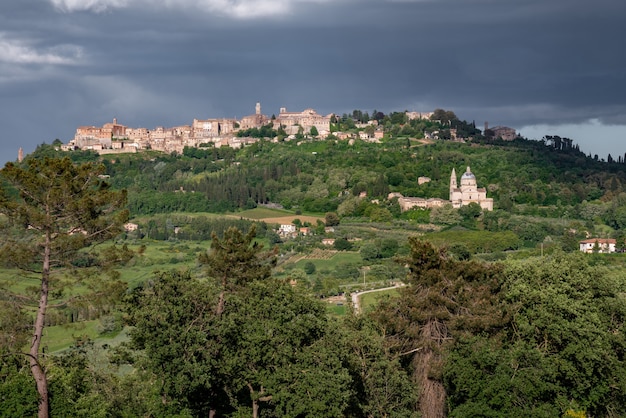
[2, 0, 625, 164]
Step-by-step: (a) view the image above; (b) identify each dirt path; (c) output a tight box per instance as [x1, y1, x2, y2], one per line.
[351, 282, 406, 314]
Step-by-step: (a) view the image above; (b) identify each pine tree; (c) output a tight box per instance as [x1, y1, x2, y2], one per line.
[0, 157, 127, 418]
[374, 238, 504, 417]
[199, 225, 276, 316]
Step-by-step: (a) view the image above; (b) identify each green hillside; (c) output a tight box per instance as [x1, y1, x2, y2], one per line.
[45, 134, 626, 254]
[3, 127, 626, 417]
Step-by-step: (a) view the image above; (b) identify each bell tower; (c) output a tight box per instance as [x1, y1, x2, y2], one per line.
[450, 167, 457, 199]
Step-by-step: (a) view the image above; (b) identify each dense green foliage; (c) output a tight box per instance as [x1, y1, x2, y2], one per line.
[5, 122, 626, 416]
[136, 214, 267, 241]
[373, 240, 626, 417]
[123, 227, 416, 417]
[444, 253, 626, 416]
[373, 238, 506, 417]
[236, 123, 279, 139]
[38, 127, 626, 253]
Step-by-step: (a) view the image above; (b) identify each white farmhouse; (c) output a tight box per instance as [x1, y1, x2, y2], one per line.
[579, 238, 616, 254]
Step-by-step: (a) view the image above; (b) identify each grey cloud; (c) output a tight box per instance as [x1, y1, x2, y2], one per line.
[49, 0, 129, 13]
[0, 35, 83, 65]
[47, 0, 339, 19]
[1, 0, 626, 162]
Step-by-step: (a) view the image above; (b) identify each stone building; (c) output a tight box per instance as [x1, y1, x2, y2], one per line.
[397, 196, 447, 211]
[406, 111, 434, 120]
[125, 127, 150, 144]
[192, 118, 238, 139]
[491, 126, 517, 141]
[449, 166, 493, 210]
[484, 122, 517, 141]
[273, 107, 331, 134]
[102, 118, 126, 139]
[68, 118, 127, 150]
[394, 166, 493, 212]
[239, 102, 269, 130]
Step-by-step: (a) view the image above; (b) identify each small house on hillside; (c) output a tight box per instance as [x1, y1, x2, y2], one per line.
[124, 222, 139, 232]
[579, 238, 616, 254]
[279, 224, 297, 238]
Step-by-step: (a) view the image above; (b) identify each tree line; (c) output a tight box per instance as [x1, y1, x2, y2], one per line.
[2, 157, 626, 416]
[4, 226, 623, 417]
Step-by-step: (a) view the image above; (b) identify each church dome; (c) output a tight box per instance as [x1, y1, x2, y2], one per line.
[461, 166, 475, 179]
[460, 166, 477, 187]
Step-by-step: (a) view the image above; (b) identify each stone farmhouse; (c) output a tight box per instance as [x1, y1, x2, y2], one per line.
[484, 122, 518, 141]
[278, 223, 297, 238]
[396, 166, 493, 211]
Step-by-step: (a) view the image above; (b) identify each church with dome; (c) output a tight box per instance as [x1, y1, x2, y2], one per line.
[449, 166, 493, 211]
[394, 165, 493, 212]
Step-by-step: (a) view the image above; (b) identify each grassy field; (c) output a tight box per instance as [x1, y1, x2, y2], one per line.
[0, 268, 41, 296]
[238, 207, 324, 225]
[130, 212, 228, 223]
[360, 288, 400, 312]
[0, 208, 425, 353]
[42, 320, 101, 352]
[1, 240, 211, 353]
[294, 251, 362, 270]
[238, 207, 294, 219]
[43, 321, 131, 354]
[326, 303, 347, 316]
[131, 207, 325, 227]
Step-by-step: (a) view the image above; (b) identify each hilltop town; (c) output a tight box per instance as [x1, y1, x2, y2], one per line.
[61, 103, 517, 155]
[62, 103, 349, 154]
[52, 104, 521, 216]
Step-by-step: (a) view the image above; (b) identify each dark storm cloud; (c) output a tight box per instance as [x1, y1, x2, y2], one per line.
[1, 0, 625, 163]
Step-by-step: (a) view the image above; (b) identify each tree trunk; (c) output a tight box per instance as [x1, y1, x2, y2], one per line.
[414, 320, 446, 418]
[247, 383, 259, 418]
[215, 273, 229, 316]
[216, 289, 225, 316]
[247, 383, 271, 418]
[252, 399, 259, 418]
[415, 349, 445, 418]
[30, 233, 50, 418]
